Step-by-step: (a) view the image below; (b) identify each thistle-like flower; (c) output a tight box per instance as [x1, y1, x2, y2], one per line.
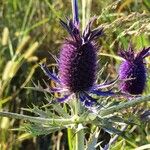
[118, 45, 150, 95]
[41, 0, 116, 107]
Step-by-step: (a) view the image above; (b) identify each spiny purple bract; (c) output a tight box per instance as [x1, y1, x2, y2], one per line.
[119, 46, 150, 95]
[59, 27, 98, 92]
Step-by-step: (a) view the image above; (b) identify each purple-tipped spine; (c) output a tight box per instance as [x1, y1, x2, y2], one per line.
[72, 0, 79, 25]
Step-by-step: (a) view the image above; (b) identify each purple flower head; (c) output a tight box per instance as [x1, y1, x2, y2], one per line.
[41, 0, 116, 108]
[118, 45, 150, 95]
[59, 17, 102, 93]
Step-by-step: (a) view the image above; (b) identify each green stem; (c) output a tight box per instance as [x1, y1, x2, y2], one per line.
[75, 124, 84, 150]
[74, 99, 85, 150]
[100, 95, 150, 117]
[67, 128, 73, 150]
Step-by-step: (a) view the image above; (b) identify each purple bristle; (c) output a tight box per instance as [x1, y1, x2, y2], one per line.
[59, 40, 97, 92]
[58, 17, 103, 93]
[119, 60, 146, 94]
[118, 46, 150, 95]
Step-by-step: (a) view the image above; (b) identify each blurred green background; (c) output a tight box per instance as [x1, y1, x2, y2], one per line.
[0, 0, 150, 149]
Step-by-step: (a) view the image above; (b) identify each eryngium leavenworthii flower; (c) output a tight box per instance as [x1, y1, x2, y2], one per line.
[118, 46, 150, 95]
[41, 0, 116, 107]
[59, 18, 98, 93]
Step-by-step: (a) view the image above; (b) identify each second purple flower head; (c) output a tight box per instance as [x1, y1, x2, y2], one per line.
[118, 45, 150, 95]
